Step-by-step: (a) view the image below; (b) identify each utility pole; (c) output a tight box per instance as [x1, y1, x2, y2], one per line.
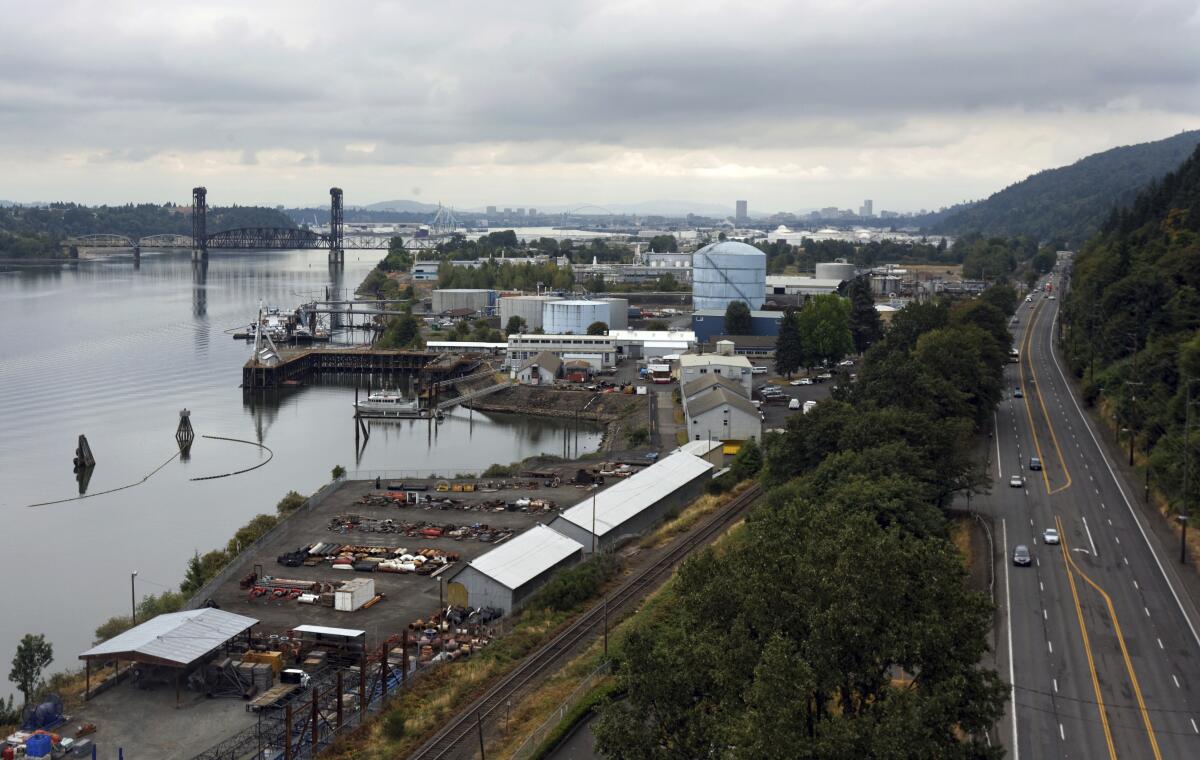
[131, 570, 138, 624]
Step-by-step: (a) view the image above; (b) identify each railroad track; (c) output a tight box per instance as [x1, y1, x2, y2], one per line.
[408, 482, 763, 760]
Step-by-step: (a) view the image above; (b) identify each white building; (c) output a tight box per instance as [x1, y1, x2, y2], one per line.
[507, 334, 617, 368]
[765, 276, 843, 297]
[412, 261, 440, 281]
[446, 524, 584, 615]
[515, 351, 562, 386]
[677, 353, 753, 396]
[684, 387, 762, 444]
[542, 299, 627, 334]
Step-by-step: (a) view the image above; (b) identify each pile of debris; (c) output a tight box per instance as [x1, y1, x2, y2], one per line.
[326, 514, 519, 540]
[275, 543, 461, 575]
[407, 605, 504, 665]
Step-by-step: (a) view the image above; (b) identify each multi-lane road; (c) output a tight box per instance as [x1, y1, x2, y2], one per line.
[990, 277, 1200, 758]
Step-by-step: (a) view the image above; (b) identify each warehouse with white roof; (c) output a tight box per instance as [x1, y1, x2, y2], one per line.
[447, 524, 584, 614]
[550, 452, 713, 552]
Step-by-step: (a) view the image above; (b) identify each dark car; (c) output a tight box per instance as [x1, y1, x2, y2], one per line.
[1013, 545, 1032, 566]
[1029, 457, 1042, 470]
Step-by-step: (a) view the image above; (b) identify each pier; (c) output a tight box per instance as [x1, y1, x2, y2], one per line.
[242, 346, 480, 389]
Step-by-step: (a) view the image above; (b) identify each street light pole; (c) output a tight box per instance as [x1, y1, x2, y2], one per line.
[131, 570, 138, 624]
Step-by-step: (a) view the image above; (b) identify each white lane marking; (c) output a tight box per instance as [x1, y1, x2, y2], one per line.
[1159, 638, 1165, 649]
[1125, 556, 1130, 565]
[1048, 640, 1054, 654]
[1174, 675, 1181, 688]
[1044, 609, 1048, 620]
[1134, 580, 1139, 590]
[1002, 519, 1019, 759]
[1115, 536, 1120, 545]
[1049, 314, 1200, 652]
[1059, 723, 1065, 741]
[1040, 582, 1045, 592]
[995, 411, 1003, 479]
[1083, 516, 1098, 557]
[1191, 718, 1198, 734]
[1145, 607, 1152, 617]
[1031, 519, 1035, 526]
[1108, 518, 1113, 526]
[1053, 678, 1058, 692]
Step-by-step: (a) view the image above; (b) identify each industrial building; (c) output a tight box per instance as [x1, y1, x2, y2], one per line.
[498, 295, 562, 331]
[550, 452, 713, 552]
[681, 374, 746, 404]
[692, 241, 766, 311]
[515, 351, 562, 385]
[432, 288, 496, 315]
[507, 334, 617, 368]
[684, 387, 762, 445]
[542, 299, 628, 334]
[674, 438, 726, 467]
[446, 524, 584, 615]
[815, 260, 857, 282]
[677, 352, 754, 395]
[412, 261, 440, 281]
[691, 309, 784, 343]
[765, 276, 844, 297]
[608, 329, 697, 359]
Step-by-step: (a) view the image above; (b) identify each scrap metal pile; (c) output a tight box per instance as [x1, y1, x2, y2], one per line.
[407, 605, 504, 665]
[325, 514, 517, 540]
[356, 491, 559, 514]
[276, 542, 460, 575]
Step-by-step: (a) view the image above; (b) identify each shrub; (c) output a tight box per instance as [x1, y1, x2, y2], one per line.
[482, 462, 518, 477]
[332, 464, 347, 480]
[528, 554, 622, 612]
[626, 426, 650, 446]
[276, 491, 307, 515]
[383, 709, 407, 740]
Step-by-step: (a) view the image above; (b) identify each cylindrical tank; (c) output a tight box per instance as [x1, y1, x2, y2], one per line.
[692, 241, 766, 311]
[815, 260, 857, 282]
[543, 300, 611, 334]
[602, 298, 629, 330]
[498, 295, 562, 331]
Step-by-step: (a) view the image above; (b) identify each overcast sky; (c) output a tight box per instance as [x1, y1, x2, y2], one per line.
[1, 0, 1198, 212]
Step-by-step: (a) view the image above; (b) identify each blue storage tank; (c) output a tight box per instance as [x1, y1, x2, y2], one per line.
[25, 733, 52, 758]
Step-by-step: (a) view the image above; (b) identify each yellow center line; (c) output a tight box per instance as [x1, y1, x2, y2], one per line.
[1019, 304, 1053, 492]
[1058, 516, 1162, 760]
[1056, 515, 1118, 759]
[1026, 304, 1072, 494]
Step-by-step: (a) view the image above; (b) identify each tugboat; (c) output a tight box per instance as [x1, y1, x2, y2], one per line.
[354, 390, 423, 418]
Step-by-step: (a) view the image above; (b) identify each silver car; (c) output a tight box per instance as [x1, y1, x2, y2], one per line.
[1013, 545, 1032, 566]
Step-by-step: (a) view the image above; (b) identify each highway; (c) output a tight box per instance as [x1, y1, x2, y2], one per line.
[991, 276, 1200, 759]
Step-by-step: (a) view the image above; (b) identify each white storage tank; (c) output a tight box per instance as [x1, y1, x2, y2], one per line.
[603, 298, 629, 330]
[692, 241, 766, 311]
[815, 260, 856, 283]
[543, 300, 612, 334]
[335, 578, 375, 612]
[499, 295, 562, 331]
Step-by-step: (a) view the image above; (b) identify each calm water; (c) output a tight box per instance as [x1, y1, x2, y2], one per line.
[0, 250, 599, 694]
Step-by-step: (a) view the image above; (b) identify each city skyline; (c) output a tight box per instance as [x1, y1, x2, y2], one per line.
[0, 1, 1196, 211]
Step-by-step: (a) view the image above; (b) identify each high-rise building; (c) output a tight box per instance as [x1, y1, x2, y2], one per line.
[528, 208, 537, 216]
[486, 205, 497, 215]
[859, 199, 874, 218]
[517, 208, 526, 216]
[735, 200, 748, 221]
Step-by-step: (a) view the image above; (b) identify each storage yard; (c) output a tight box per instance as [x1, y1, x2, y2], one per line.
[208, 474, 598, 644]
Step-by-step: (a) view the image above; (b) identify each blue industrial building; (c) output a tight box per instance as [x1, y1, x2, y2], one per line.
[691, 309, 784, 343]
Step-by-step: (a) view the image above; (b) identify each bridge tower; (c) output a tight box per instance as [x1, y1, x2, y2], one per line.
[329, 187, 344, 265]
[192, 187, 208, 260]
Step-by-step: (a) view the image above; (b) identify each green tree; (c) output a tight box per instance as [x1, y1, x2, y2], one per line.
[794, 294, 853, 370]
[331, 464, 346, 480]
[377, 311, 423, 349]
[648, 234, 678, 252]
[646, 319, 669, 331]
[505, 315, 527, 335]
[846, 275, 882, 353]
[9, 634, 53, 706]
[724, 300, 753, 335]
[774, 308, 803, 378]
[586, 321, 608, 335]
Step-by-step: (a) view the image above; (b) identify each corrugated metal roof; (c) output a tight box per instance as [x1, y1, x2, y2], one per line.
[292, 625, 366, 639]
[467, 524, 583, 590]
[676, 439, 723, 457]
[557, 452, 713, 537]
[686, 387, 760, 418]
[79, 609, 257, 666]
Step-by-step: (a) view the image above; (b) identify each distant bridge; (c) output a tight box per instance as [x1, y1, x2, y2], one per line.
[63, 188, 441, 264]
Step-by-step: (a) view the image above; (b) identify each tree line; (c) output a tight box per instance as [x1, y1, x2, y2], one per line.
[593, 284, 1017, 757]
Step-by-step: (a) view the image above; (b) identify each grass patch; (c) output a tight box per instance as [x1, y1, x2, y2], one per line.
[638, 482, 749, 551]
[950, 516, 973, 569]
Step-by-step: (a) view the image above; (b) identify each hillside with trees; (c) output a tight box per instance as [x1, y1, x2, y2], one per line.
[933, 130, 1200, 245]
[1062, 142, 1200, 519]
[0, 202, 296, 258]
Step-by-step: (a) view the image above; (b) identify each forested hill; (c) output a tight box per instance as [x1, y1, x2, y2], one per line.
[933, 130, 1200, 244]
[0, 203, 296, 258]
[1062, 143, 1200, 520]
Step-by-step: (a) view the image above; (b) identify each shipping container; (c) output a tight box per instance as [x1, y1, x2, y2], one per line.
[334, 578, 376, 612]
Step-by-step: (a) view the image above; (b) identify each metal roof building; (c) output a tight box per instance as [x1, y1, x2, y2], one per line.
[447, 524, 584, 615]
[550, 452, 713, 552]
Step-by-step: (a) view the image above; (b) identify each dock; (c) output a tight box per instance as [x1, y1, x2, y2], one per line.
[242, 347, 481, 389]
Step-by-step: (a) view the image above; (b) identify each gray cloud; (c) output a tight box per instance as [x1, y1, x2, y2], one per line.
[0, 0, 1196, 208]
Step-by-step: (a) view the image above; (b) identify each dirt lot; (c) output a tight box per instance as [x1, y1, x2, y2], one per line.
[210, 478, 597, 644]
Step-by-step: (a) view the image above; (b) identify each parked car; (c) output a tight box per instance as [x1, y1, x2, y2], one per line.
[1029, 457, 1042, 470]
[816, 372, 833, 381]
[1009, 474, 1025, 488]
[790, 377, 813, 386]
[751, 366, 768, 375]
[788, 398, 801, 410]
[1043, 528, 1060, 545]
[838, 359, 855, 367]
[645, 451, 659, 461]
[1013, 545, 1032, 566]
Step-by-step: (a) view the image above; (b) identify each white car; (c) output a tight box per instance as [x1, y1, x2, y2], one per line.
[788, 398, 801, 410]
[1043, 528, 1060, 545]
[751, 366, 768, 375]
[1009, 475, 1025, 488]
[790, 378, 813, 386]
[838, 359, 855, 367]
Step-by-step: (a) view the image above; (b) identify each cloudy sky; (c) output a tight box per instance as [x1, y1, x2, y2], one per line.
[1, 0, 1198, 212]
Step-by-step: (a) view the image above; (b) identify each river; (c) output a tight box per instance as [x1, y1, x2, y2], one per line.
[0, 249, 601, 696]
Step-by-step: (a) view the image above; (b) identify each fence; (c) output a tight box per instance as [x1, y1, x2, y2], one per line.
[509, 660, 612, 760]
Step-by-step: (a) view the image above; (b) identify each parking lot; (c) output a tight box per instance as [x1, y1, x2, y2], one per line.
[751, 364, 843, 429]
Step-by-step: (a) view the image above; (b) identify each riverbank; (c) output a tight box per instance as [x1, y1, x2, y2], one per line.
[466, 386, 650, 452]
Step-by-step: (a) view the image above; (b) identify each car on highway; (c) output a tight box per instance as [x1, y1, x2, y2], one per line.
[1048, 295, 1056, 300]
[1013, 387, 1024, 398]
[1026, 295, 1033, 302]
[1029, 457, 1042, 470]
[1013, 545, 1032, 566]
[1043, 528, 1060, 545]
[790, 377, 813, 386]
[1009, 474, 1025, 488]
